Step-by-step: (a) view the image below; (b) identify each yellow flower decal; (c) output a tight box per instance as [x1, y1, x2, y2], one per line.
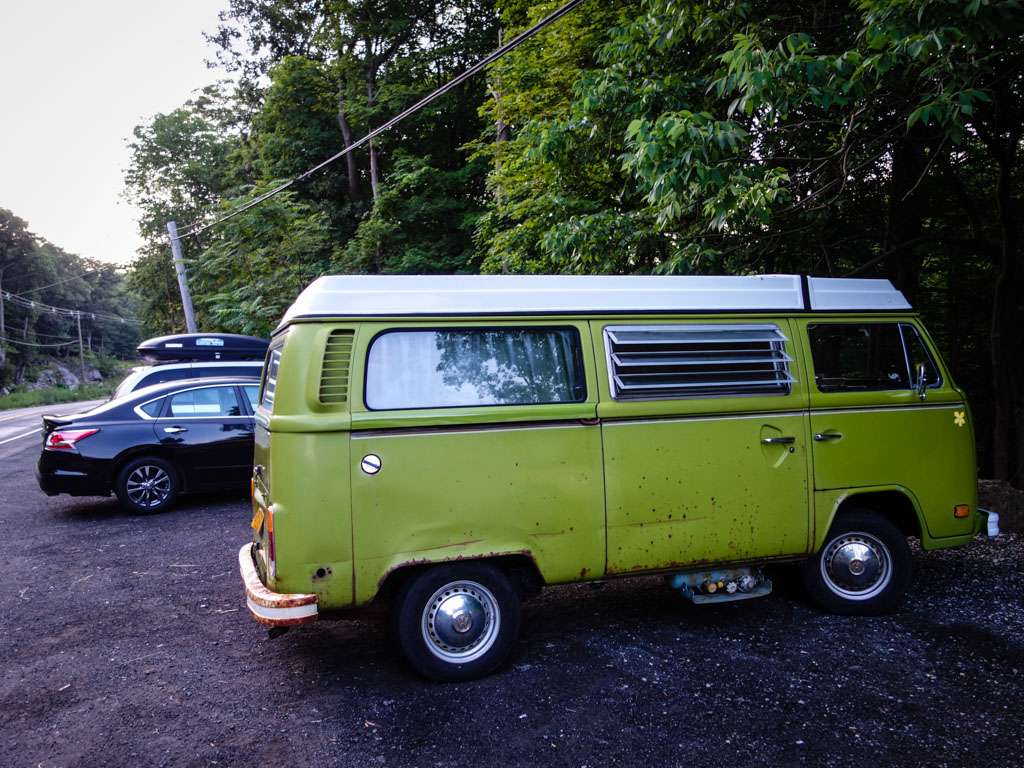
[954, 411, 966, 427]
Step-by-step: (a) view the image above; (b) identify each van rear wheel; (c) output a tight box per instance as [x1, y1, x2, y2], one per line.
[395, 563, 520, 682]
[801, 509, 912, 615]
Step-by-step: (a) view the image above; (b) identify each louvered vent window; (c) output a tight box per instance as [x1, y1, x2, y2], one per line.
[606, 324, 794, 400]
[319, 330, 354, 404]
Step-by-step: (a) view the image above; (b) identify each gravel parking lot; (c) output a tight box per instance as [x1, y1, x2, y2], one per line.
[1, 428, 1022, 768]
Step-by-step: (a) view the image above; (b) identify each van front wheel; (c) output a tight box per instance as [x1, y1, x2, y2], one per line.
[395, 563, 520, 682]
[800, 509, 912, 615]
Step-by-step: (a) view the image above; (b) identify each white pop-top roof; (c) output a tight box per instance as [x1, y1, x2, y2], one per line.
[279, 274, 910, 326]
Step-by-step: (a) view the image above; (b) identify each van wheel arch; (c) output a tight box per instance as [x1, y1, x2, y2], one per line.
[376, 553, 544, 606]
[832, 490, 923, 540]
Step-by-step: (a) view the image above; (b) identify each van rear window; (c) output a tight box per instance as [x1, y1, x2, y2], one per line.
[365, 328, 585, 410]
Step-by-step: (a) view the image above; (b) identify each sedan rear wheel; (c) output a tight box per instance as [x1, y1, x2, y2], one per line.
[115, 457, 179, 514]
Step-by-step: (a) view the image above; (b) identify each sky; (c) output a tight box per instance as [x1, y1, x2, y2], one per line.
[0, 0, 229, 266]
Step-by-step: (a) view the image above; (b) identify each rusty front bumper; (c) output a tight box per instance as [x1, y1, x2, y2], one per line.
[238, 544, 318, 627]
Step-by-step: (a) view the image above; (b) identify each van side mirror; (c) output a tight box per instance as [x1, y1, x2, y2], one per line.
[914, 362, 928, 401]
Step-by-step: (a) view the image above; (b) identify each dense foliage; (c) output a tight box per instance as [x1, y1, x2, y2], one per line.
[123, 0, 1023, 484]
[0, 209, 138, 389]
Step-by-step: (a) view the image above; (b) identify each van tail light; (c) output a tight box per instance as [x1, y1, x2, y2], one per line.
[266, 507, 277, 579]
[45, 428, 99, 452]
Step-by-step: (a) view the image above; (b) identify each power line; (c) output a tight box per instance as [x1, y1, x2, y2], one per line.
[17, 267, 99, 295]
[0, 335, 78, 348]
[0, 289, 138, 324]
[173, 0, 590, 241]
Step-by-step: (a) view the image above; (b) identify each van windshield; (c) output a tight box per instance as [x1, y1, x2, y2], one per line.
[365, 328, 585, 410]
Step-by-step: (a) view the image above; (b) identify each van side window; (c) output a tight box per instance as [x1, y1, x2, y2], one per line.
[808, 323, 939, 392]
[260, 350, 282, 410]
[365, 328, 585, 410]
[900, 325, 941, 389]
[605, 324, 794, 400]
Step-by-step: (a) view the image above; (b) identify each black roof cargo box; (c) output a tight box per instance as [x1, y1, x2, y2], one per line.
[138, 333, 269, 363]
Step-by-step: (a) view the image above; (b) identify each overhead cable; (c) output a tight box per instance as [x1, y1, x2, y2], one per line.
[0, 335, 79, 348]
[17, 268, 100, 295]
[173, 0, 590, 241]
[0, 289, 138, 324]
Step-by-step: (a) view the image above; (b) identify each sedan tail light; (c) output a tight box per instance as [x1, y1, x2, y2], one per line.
[45, 428, 100, 452]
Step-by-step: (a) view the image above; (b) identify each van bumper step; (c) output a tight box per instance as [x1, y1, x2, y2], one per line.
[238, 544, 318, 627]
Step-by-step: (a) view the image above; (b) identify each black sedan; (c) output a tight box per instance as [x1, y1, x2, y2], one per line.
[37, 377, 261, 513]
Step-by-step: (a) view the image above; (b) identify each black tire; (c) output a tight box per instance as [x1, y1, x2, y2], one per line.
[395, 562, 520, 682]
[114, 457, 179, 514]
[800, 509, 912, 615]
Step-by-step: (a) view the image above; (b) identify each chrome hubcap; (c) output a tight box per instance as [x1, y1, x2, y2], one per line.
[421, 580, 500, 663]
[820, 531, 891, 600]
[126, 465, 171, 509]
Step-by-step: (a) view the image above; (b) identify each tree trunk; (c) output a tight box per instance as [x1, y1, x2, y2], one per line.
[366, 66, 380, 201]
[989, 154, 1021, 483]
[882, 130, 933, 304]
[337, 89, 362, 201]
[490, 30, 511, 145]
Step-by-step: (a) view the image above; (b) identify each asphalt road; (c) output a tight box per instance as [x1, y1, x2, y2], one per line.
[0, 404, 1021, 767]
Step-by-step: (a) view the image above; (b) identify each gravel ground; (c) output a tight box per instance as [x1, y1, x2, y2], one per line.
[1, 437, 1022, 768]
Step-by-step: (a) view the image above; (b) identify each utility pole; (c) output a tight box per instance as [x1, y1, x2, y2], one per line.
[167, 221, 198, 333]
[0, 270, 6, 369]
[75, 311, 86, 388]
[0, 270, 6, 340]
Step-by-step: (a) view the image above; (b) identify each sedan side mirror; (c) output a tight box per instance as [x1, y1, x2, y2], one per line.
[914, 362, 928, 401]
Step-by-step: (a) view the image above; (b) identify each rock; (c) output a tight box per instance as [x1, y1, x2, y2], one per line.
[30, 363, 80, 390]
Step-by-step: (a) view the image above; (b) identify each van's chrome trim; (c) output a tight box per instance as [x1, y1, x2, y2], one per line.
[350, 402, 964, 435]
[601, 411, 806, 427]
[351, 418, 595, 438]
[810, 403, 963, 415]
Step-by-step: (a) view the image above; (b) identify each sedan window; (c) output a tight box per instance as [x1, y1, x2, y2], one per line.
[139, 399, 164, 418]
[242, 385, 259, 411]
[168, 386, 242, 417]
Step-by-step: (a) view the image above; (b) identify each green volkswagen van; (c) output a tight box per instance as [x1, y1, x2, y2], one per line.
[239, 275, 993, 681]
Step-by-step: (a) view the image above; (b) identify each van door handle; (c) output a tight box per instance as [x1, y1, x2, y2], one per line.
[814, 432, 842, 442]
[761, 436, 795, 445]
[164, 426, 188, 434]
